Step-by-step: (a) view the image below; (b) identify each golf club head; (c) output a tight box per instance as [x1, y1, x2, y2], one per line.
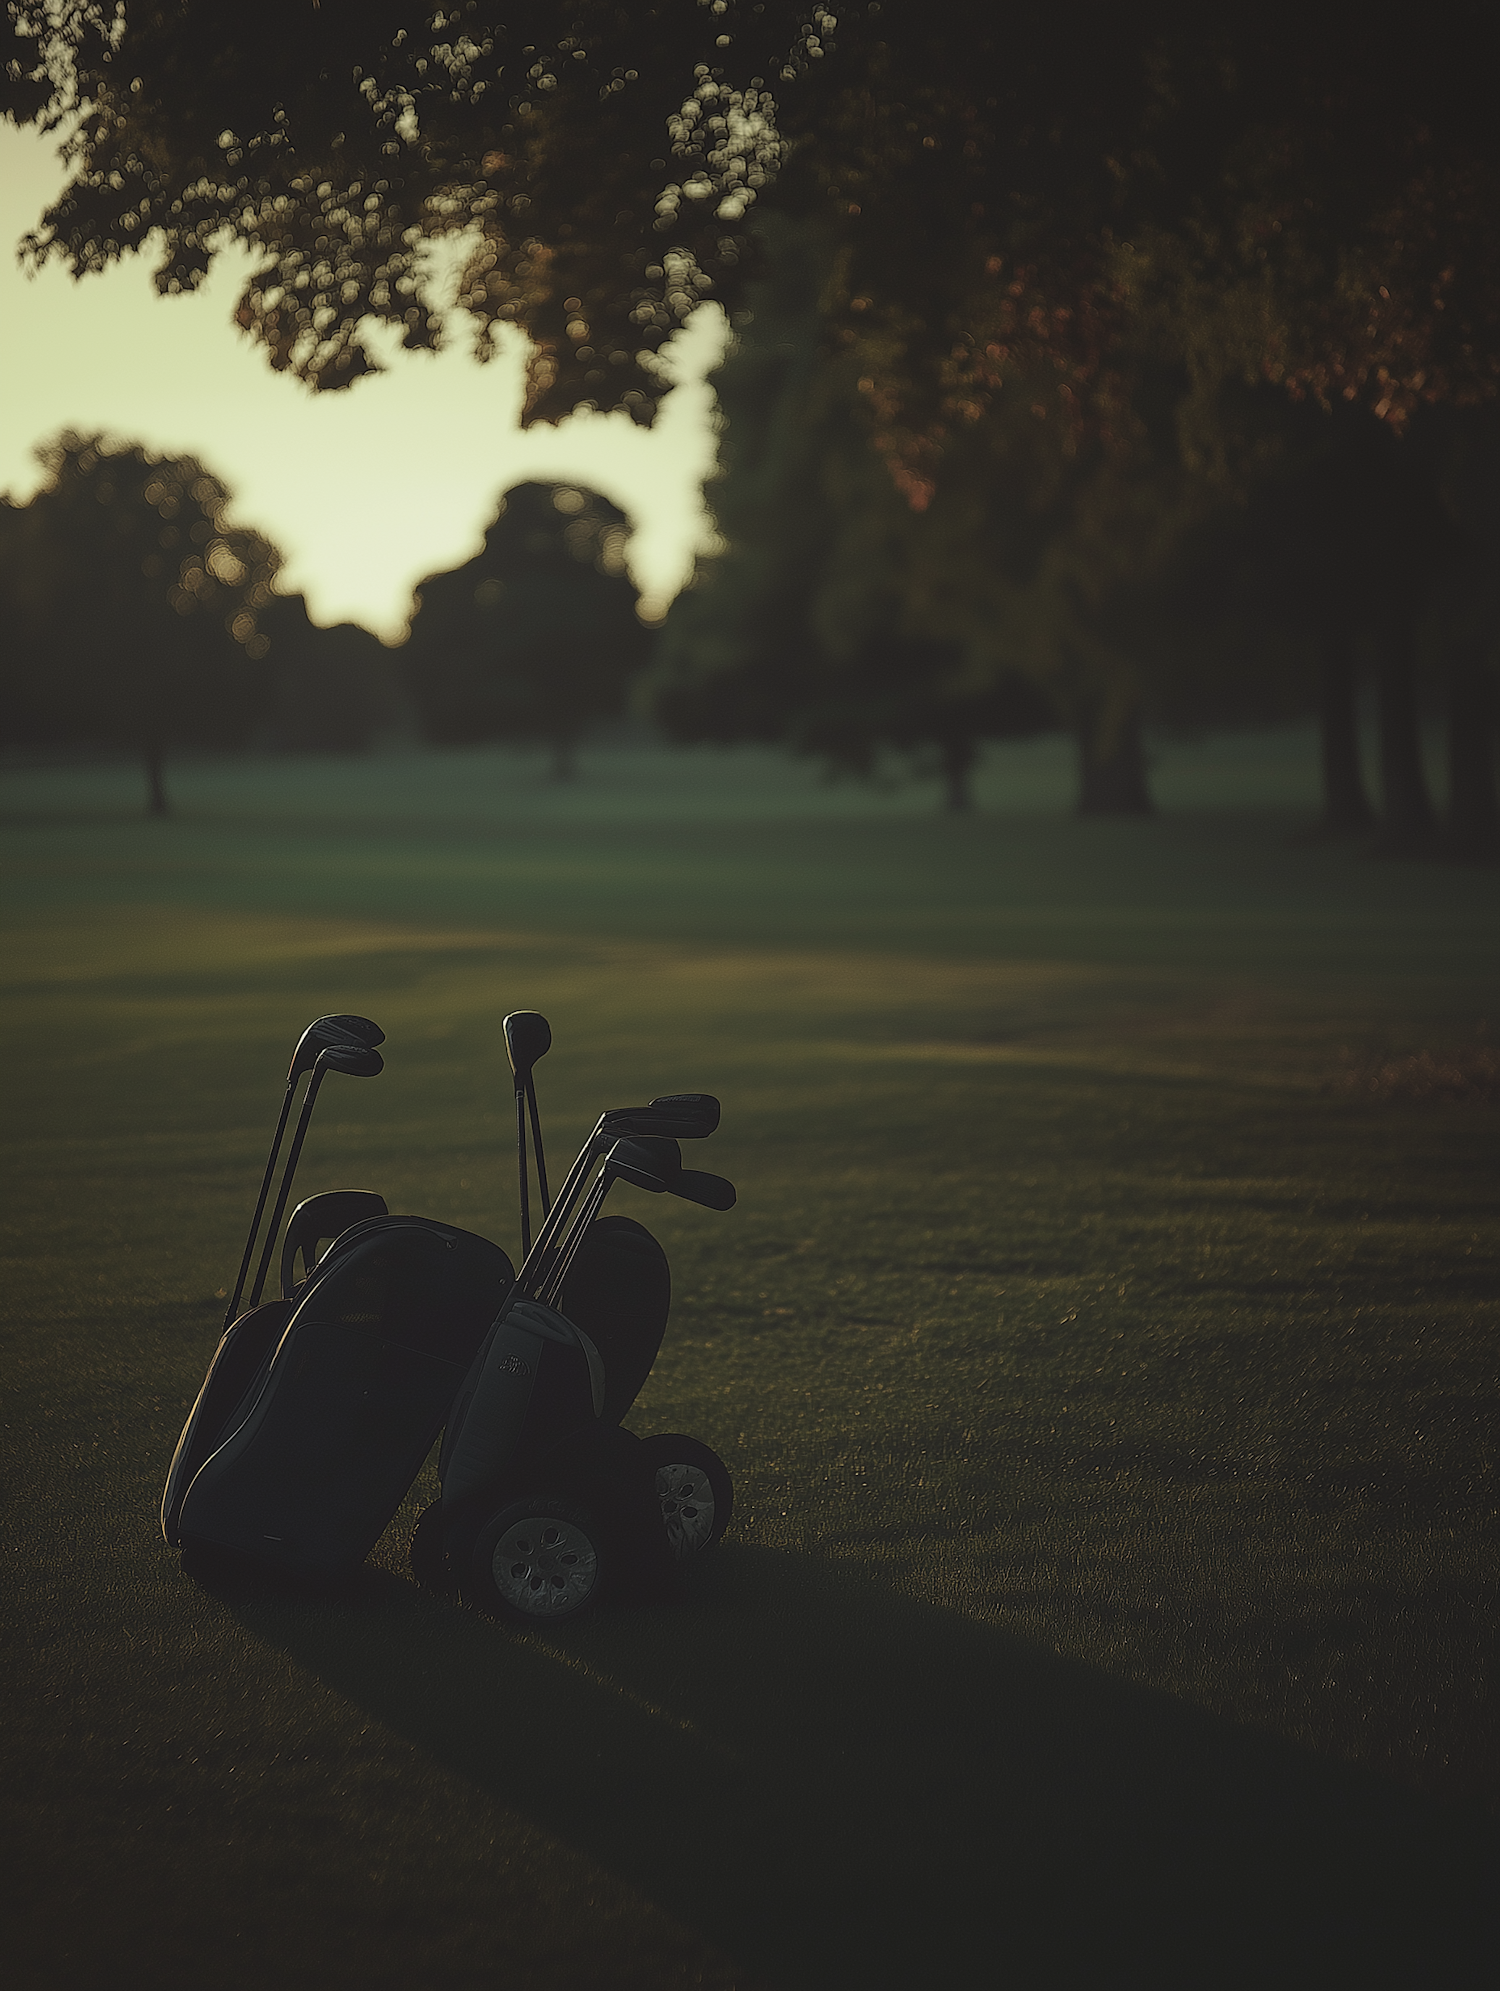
[672, 1169, 737, 1212]
[603, 1094, 721, 1140]
[317, 1042, 384, 1078]
[626, 1135, 683, 1181]
[503, 1011, 552, 1087]
[651, 1093, 721, 1136]
[290, 1013, 385, 1078]
[604, 1139, 669, 1193]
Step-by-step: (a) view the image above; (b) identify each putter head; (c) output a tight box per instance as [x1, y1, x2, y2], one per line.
[603, 1094, 721, 1140]
[318, 1042, 384, 1078]
[503, 1011, 552, 1088]
[290, 1013, 385, 1078]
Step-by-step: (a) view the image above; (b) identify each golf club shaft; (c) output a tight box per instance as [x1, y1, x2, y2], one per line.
[223, 1078, 298, 1329]
[526, 1078, 550, 1213]
[537, 1165, 614, 1308]
[515, 1086, 531, 1260]
[510, 1116, 607, 1301]
[249, 1068, 326, 1307]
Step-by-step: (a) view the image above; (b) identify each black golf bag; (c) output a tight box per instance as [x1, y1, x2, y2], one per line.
[163, 1010, 734, 1611]
[418, 1213, 734, 1621]
[164, 1209, 512, 1578]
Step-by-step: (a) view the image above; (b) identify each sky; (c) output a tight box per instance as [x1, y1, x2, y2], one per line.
[0, 122, 729, 641]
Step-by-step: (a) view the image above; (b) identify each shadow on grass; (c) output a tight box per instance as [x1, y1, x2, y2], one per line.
[212, 1545, 1492, 1991]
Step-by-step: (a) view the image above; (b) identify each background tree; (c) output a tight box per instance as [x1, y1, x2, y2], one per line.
[655, 224, 1305, 816]
[10, 7, 1497, 446]
[0, 495, 68, 752]
[9, 6, 1496, 846]
[255, 593, 403, 753]
[654, 227, 1055, 811]
[403, 482, 648, 775]
[1414, 404, 1500, 862]
[0, 434, 280, 812]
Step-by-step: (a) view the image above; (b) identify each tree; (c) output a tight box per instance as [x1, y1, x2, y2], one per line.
[654, 225, 1055, 811]
[1415, 404, 1500, 862]
[255, 593, 403, 752]
[656, 222, 1308, 815]
[1161, 400, 1477, 856]
[403, 481, 648, 774]
[0, 433, 280, 811]
[2, 0, 810, 417]
[8, 7, 1497, 450]
[10, 7, 1496, 840]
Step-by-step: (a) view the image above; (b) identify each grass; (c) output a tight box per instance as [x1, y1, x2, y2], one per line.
[3, 731, 1497, 1989]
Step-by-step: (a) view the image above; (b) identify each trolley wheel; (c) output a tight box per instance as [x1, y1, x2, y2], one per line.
[468, 1496, 607, 1626]
[409, 1501, 454, 1597]
[639, 1435, 733, 1562]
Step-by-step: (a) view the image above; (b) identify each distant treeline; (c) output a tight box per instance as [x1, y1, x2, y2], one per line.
[5, 364, 1498, 857]
[655, 224, 1500, 858]
[0, 435, 648, 814]
[0, 434, 399, 813]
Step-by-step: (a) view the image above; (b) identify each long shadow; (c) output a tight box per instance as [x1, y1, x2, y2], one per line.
[212, 1546, 1493, 1990]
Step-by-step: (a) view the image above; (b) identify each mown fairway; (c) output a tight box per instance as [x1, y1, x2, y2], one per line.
[3, 737, 1496, 1989]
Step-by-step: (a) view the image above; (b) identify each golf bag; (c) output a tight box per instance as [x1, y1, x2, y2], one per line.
[427, 1216, 672, 1576]
[417, 1206, 734, 1622]
[163, 1008, 735, 1612]
[164, 1212, 513, 1577]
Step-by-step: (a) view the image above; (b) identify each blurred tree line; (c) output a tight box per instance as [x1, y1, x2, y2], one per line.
[0, 433, 400, 812]
[657, 226, 1500, 854]
[7, 4, 1495, 853]
[5, 409, 1494, 850]
[0, 433, 650, 812]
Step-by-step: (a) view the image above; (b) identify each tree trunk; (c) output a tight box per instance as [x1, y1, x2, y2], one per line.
[144, 740, 171, 817]
[1445, 634, 1499, 861]
[1373, 611, 1437, 855]
[1315, 627, 1374, 834]
[548, 736, 578, 780]
[1075, 700, 1153, 816]
[939, 736, 976, 814]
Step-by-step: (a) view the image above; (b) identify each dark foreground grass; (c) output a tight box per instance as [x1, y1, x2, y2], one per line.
[3, 739, 1497, 1989]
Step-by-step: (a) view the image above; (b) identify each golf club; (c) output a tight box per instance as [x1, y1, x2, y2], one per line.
[606, 1137, 737, 1212]
[497, 1093, 723, 1313]
[534, 1138, 737, 1305]
[503, 1010, 552, 1258]
[602, 1093, 721, 1141]
[247, 1040, 384, 1308]
[222, 1014, 385, 1328]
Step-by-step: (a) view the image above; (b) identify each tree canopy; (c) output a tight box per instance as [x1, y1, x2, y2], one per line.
[403, 480, 648, 773]
[655, 220, 1059, 810]
[8, 4, 1497, 473]
[0, 432, 280, 809]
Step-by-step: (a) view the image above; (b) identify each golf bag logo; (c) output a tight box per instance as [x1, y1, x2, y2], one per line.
[502, 1353, 531, 1377]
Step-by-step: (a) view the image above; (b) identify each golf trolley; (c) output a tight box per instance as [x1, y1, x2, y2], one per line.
[161, 1009, 736, 1626]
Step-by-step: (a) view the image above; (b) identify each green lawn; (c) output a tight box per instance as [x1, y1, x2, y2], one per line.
[3, 734, 1496, 1989]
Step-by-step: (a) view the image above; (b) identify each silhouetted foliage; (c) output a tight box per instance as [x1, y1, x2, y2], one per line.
[657, 222, 1498, 834]
[8, 5, 1497, 465]
[256, 594, 402, 753]
[0, 433, 280, 812]
[654, 230, 1054, 811]
[403, 483, 648, 775]
[10, 7, 1496, 841]
[1159, 401, 1500, 858]
[1416, 404, 1500, 861]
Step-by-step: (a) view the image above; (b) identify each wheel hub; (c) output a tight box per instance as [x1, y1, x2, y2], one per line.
[490, 1515, 599, 1616]
[655, 1462, 717, 1559]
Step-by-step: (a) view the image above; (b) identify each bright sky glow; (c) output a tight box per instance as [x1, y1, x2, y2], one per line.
[0, 123, 728, 640]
